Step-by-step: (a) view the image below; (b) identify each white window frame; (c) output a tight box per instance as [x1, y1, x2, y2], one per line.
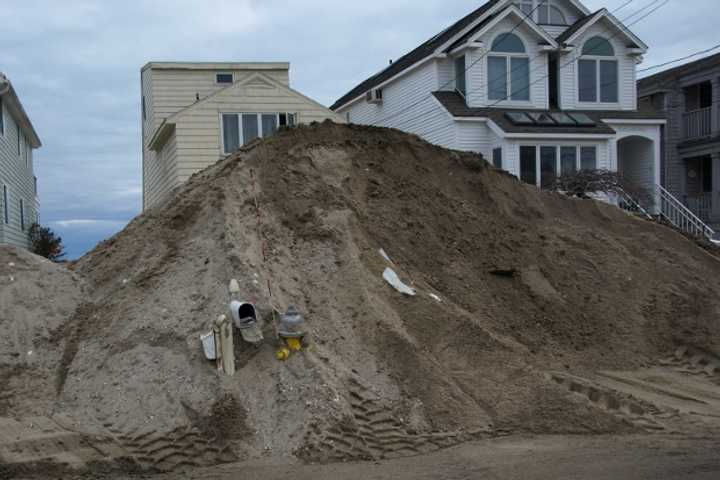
[518, 144, 600, 188]
[515, 1, 568, 25]
[215, 72, 234, 85]
[219, 112, 297, 155]
[487, 33, 531, 104]
[578, 56, 619, 105]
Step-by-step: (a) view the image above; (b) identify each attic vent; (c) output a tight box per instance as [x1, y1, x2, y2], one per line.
[366, 88, 383, 104]
[216, 73, 233, 84]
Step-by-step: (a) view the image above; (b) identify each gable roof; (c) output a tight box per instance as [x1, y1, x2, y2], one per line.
[638, 52, 720, 93]
[556, 8, 646, 50]
[446, 4, 559, 54]
[0, 73, 41, 148]
[330, 0, 505, 111]
[149, 72, 340, 151]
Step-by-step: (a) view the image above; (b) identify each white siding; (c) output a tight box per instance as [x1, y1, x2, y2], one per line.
[0, 100, 37, 248]
[170, 76, 343, 185]
[455, 121, 504, 162]
[340, 60, 457, 150]
[466, 16, 549, 110]
[559, 21, 638, 111]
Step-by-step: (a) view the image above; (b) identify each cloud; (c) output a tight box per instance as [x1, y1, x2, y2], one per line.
[3, 0, 718, 259]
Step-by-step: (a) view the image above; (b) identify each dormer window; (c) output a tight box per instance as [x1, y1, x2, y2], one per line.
[515, 1, 567, 25]
[488, 33, 530, 102]
[578, 36, 618, 103]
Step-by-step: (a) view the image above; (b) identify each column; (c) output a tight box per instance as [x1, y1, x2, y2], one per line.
[712, 152, 720, 221]
[713, 77, 720, 138]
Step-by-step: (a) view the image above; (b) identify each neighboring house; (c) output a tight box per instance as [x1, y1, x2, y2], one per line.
[141, 62, 344, 209]
[0, 73, 41, 249]
[638, 53, 720, 228]
[332, 0, 667, 211]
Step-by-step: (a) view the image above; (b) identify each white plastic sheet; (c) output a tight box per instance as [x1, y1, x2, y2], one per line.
[383, 268, 416, 296]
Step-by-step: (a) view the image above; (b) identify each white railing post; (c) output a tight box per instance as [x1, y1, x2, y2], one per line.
[658, 185, 716, 240]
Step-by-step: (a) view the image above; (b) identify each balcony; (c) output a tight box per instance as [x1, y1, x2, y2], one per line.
[683, 107, 712, 140]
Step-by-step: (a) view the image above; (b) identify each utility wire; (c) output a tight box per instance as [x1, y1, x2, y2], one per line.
[370, 1, 548, 127]
[638, 42, 720, 73]
[400, 0, 663, 129]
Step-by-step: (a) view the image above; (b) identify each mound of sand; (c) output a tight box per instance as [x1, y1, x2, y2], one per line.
[3, 122, 720, 470]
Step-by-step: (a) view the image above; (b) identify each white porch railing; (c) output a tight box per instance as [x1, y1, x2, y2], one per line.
[659, 185, 715, 240]
[683, 107, 712, 139]
[684, 192, 713, 223]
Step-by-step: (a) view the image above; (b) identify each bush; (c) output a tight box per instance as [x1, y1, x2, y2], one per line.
[28, 223, 66, 261]
[553, 169, 653, 209]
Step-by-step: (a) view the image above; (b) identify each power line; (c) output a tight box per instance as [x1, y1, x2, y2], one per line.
[638, 43, 720, 73]
[612, 0, 636, 14]
[400, 0, 659, 129]
[482, 0, 670, 108]
[370, 1, 549, 127]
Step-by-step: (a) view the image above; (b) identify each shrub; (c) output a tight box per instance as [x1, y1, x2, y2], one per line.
[553, 169, 653, 210]
[28, 223, 66, 261]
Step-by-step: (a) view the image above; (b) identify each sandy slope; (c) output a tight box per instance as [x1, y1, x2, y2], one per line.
[2, 122, 720, 476]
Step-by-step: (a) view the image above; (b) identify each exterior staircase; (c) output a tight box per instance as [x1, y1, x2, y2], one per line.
[618, 185, 718, 244]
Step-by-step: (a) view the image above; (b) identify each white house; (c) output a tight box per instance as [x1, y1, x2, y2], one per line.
[0, 73, 41, 249]
[142, 62, 344, 209]
[332, 0, 666, 210]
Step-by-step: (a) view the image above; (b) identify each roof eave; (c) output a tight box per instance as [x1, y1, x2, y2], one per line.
[563, 9, 648, 52]
[0, 81, 41, 148]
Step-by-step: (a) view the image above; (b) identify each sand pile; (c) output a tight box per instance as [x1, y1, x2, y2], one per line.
[3, 122, 720, 469]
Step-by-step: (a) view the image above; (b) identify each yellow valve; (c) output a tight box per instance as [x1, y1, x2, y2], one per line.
[287, 337, 302, 352]
[276, 347, 290, 361]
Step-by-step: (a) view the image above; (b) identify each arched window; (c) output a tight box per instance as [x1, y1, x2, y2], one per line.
[582, 36, 615, 56]
[492, 33, 526, 53]
[578, 36, 618, 103]
[488, 33, 530, 101]
[516, 1, 568, 25]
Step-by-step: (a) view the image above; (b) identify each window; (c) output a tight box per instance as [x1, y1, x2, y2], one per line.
[0, 97, 4, 135]
[34, 176, 38, 196]
[580, 146, 597, 170]
[2, 186, 8, 224]
[17, 128, 21, 156]
[560, 146, 577, 175]
[538, 4, 567, 24]
[454, 55, 467, 97]
[142, 96, 147, 121]
[579, 36, 618, 104]
[540, 146, 557, 189]
[520, 146, 537, 185]
[489, 33, 530, 101]
[519, 145, 599, 187]
[222, 114, 240, 153]
[516, 1, 567, 24]
[19, 199, 25, 231]
[216, 73, 233, 84]
[492, 148, 503, 169]
[221, 113, 296, 154]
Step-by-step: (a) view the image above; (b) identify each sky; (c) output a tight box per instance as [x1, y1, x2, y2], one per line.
[1, 0, 717, 259]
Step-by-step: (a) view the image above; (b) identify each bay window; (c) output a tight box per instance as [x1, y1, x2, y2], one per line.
[221, 112, 297, 154]
[578, 36, 618, 104]
[488, 33, 530, 102]
[519, 145, 599, 188]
